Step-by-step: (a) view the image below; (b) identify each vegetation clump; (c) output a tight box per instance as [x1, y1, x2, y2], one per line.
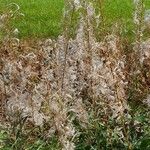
[0, 0, 150, 150]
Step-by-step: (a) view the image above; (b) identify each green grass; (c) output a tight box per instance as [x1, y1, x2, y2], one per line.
[0, 0, 150, 38]
[100, 0, 150, 40]
[0, 0, 64, 39]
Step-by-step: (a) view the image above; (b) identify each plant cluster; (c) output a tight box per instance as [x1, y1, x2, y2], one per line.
[0, 0, 150, 150]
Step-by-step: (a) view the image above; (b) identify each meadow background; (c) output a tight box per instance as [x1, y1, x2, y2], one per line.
[0, 0, 149, 38]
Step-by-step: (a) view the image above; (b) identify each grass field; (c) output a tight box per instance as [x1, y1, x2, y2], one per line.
[0, 0, 64, 38]
[0, 0, 150, 38]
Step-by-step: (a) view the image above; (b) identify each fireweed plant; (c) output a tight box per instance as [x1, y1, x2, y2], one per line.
[0, 0, 150, 150]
